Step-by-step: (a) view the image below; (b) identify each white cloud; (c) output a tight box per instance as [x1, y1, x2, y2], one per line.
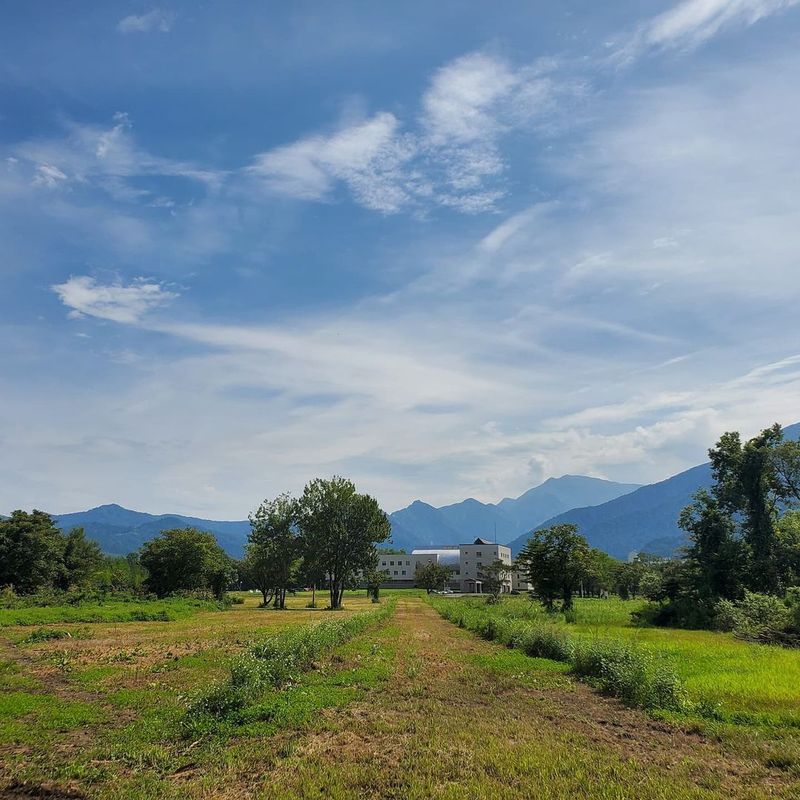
[249, 112, 414, 212]
[52, 276, 178, 323]
[617, 0, 799, 59]
[248, 52, 563, 215]
[421, 52, 520, 145]
[117, 9, 174, 34]
[32, 163, 68, 188]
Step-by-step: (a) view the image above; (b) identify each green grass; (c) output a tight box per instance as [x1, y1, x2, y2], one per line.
[431, 596, 800, 728]
[0, 596, 228, 626]
[0, 691, 107, 745]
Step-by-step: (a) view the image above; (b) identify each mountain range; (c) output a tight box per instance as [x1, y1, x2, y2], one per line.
[387, 475, 641, 552]
[51, 505, 251, 558]
[35, 421, 799, 561]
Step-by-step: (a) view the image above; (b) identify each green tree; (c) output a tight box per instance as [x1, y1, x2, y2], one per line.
[140, 528, 233, 598]
[679, 489, 746, 603]
[0, 510, 64, 593]
[247, 493, 300, 609]
[296, 476, 390, 609]
[582, 548, 617, 597]
[363, 564, 388, 601]
[776, 510, 800, 588]
[57, 527, 103, 590]
[517, 524, 590, 611]
[415, 561, 454, 594]
[708, 424, 786, 593]
[242, 542, 278, 606]
[478, 558, 510, 601]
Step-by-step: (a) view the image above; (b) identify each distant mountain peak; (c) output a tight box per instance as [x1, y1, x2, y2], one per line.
[389, 474, 641, 553]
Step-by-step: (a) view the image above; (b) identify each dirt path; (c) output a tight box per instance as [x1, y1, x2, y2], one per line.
[247, 598, 796, 800]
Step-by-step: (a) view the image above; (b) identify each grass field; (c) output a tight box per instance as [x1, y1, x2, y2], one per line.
[429, 596, 800, 727]
[1, 591, 799, 798]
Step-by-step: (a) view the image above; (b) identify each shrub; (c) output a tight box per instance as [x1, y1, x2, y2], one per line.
[518, 625, 574, 662]
[572, 639, 686, 711]
[22, 628, 72, 644]
[714, 591, 792, 641]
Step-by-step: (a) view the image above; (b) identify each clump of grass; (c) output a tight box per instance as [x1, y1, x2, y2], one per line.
[572, 639, 686, 711]
[21, 628, 73, 644]
[429, 597, 686, 713]
[183, 600, 395, 735]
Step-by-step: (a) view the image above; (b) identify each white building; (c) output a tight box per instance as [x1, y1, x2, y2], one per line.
[457, 537, 513, 594]
[376, 537, 517, 593]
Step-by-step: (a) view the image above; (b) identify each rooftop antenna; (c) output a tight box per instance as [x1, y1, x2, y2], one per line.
[494, 521, 497, 544]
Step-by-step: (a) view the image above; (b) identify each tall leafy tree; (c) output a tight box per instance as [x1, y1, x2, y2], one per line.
[516, 524, 590, 611]
[140, 527, 233, 598]
[0, 510, 64, 593]
[296, 476, 390, 609]
[679, 489, 746, 602]
[58, 527, 103, 589]
[708, 424, 790, 593]
[247, 493, 300, 609]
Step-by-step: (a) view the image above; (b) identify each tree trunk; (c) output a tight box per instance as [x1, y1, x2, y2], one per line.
[311, 584, 316, 606]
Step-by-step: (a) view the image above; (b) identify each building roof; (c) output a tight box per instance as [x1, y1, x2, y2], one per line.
[411, 548, 460, 566]
[472, 537, 495, 545]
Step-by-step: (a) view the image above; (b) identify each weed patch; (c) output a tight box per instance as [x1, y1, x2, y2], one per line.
[182, 600, 395, 735]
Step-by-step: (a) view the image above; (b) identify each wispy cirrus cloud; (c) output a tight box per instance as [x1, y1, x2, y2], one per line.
[117, 9, 175, 34]
[615, 0, 799, 60]
[13, 112, 222, 201]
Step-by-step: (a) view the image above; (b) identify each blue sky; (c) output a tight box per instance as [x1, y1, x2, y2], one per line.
[2, 0, 800, 518]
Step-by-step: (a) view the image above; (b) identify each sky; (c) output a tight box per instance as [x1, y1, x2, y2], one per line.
[2, 0, 800, 519]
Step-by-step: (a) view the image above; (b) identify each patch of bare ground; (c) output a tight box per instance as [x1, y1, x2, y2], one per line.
[0, 780, 86, 799]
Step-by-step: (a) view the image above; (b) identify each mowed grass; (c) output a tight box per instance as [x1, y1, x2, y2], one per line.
[2, 593, 799, 798]
[434, 596, 800, 728]
[0, 596, 227, 626]
[0, 590, 389, 796]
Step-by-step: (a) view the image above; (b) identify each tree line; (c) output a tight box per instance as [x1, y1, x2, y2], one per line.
[0, 476, 390, 610]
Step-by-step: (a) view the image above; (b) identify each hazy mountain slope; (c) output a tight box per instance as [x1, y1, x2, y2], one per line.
[497, 476, 642, 533]
[387, 500, 462, 550]
[507, 422, 800, 559]
[389, 476, 641, 551]
[506, 463, 712, 559]
[52, 504, 250, 557]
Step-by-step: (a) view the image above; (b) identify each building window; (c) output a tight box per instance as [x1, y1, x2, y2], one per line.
[477, 561, 482, 567]
[402, 570, 406, 575]
[390, 561, 395, 566]
[393, 570, 398, 575]
[406, 560, 410, 566]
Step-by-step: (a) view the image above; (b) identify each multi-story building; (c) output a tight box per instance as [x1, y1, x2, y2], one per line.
[376, 537, 517, 593]
[457, 537, 513, 594]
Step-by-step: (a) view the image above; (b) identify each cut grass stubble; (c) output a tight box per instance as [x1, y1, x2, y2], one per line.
[183, 599, 396, 735]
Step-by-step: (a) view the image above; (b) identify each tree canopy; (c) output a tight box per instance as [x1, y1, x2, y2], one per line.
[296, 476, 390, 609]
[139, 527, 234, 599]
[415, 561, 454, 593]
[517, 524, 590, 611]
[245, 493, 300, 608]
